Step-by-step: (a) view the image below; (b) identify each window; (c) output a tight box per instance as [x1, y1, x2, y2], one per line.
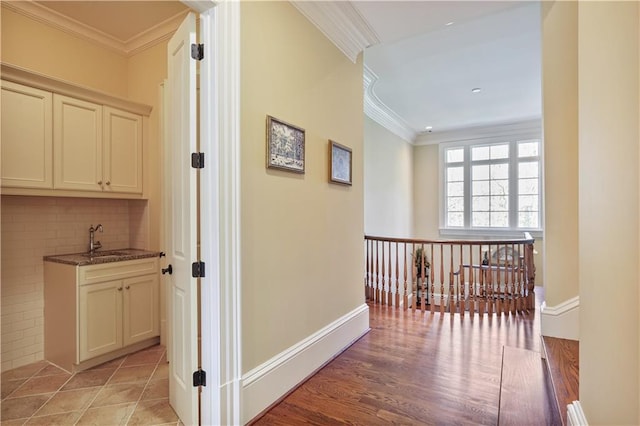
[443, 139, 541, 232]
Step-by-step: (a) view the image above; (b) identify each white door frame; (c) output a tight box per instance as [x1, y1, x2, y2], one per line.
[186, 1, 242, 425]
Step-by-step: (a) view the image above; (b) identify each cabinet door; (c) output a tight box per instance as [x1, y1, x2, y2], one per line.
[103, 107, 143, 194]
[53, 94, 103, 191]
[1, 80, 53, 189]
[123, 273, 159, 346]
[79, 280, 123, 361]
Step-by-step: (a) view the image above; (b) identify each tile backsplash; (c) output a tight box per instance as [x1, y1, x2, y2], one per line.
[1, 195, 149, 372]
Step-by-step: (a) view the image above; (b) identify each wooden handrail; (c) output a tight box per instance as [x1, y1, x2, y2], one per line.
[365, 233, 535, 246]
[364, 233, 536, 315]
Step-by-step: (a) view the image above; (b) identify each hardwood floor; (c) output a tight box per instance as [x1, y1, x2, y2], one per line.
[499, 346, 560, 425]
[254, 288, 560, 425]
[542, 336, 579, 425]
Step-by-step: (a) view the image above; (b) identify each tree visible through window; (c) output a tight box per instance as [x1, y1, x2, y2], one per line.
[444, 139, 541, 231]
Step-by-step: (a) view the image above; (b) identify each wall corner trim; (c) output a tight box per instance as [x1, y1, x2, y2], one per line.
[290, 1, 379, 63]
[567, 400, 589, 426]
[364, 65, 417, 143]
[241, 303, 370, 423]
[540, 296, 580, 340]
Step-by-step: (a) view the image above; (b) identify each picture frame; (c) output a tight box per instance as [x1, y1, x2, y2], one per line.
[329, 140, 352, 186]
[266, 115, 305, 173]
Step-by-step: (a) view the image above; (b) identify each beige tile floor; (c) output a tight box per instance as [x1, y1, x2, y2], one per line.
[0, 345, 181, 425]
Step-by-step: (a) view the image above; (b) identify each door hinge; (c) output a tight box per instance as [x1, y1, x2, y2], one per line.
[192, 261, 205, 278]
[191, 43, 204, 61]
[191, 152, 204, 169]
[193, 369, 206, 387]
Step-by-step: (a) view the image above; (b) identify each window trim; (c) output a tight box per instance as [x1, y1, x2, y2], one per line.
[439, 133, 543, 238]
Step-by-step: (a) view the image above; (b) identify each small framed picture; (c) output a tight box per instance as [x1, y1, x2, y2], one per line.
[329, 140, 352, 186]
[266, 115, 305, 173]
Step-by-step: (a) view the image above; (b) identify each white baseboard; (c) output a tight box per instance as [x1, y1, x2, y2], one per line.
[541, 296, 580, 340]
[567, 400, 588, 426]
[241, 304, 370, 424]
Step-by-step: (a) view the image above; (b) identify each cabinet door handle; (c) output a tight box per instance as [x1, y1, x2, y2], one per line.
[125, 285, 130, 290]
[118, 287, 123, 291]
[106, 181, 111, 186]
[98, 180, 103, 185]
[162, 265, 173, 275]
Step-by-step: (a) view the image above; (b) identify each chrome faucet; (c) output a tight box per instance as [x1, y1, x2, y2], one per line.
[89, 224, 103, 254]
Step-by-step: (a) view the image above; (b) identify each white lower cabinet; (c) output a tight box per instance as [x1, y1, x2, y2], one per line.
[122, 274, 159, 346]
[45, 257, 159, 371]
[79, 280, 123, 361]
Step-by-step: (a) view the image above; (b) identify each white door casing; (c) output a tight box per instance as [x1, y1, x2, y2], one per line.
[164, 2, 241, 424]
[200, 2, 242, 424]
[167, 11, 198, 426]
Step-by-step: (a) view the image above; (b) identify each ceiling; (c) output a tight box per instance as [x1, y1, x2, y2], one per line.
[356, 1, 542, 140]
[13, 1, 541, 141]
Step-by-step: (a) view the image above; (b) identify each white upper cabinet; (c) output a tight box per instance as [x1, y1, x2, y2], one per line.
[103, 107, 143, 194]
[0, 64, 151, 198]
[53, 94, 103, 192]
[1, 81, 53, 189]
[53, 97, 144, 194]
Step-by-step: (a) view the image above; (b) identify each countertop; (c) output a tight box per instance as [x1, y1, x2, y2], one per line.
[43, 248, 161, 266]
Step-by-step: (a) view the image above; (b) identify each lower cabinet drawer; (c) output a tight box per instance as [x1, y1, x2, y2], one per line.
[79, 258, 158, 285]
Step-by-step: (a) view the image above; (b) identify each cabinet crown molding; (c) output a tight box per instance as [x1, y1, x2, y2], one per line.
[1, 63, 152, 116]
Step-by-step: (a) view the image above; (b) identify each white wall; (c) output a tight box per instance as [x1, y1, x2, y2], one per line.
[364, 116, 413, 238]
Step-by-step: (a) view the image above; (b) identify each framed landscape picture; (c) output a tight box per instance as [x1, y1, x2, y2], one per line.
[266, 115, 305, 173]
[329, 140, 352, 186]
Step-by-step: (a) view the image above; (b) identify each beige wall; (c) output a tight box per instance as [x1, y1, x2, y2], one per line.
[412, 144, 440, 239]
[1, 7, 128, 98]
[127, 41, 168, 251]
[578, 2, 639, 424]
[240, 1, 365, 372]
[541, 1, 579, 307]
[364, 116, 413, 238]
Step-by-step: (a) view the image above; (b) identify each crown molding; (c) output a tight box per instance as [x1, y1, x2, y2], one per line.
[180, 0, 215, 14]
[124, 11, 190, 56]
[363, 66, 417, 143]
[414, 118, 542, 145]
[290, 1, 379, 63]
[2, 1, 124, 54]
[1, 62, 153, 116]
[2, 1, 188, 57]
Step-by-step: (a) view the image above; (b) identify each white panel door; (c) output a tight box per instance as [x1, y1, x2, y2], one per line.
[167, 11, 199, 426]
